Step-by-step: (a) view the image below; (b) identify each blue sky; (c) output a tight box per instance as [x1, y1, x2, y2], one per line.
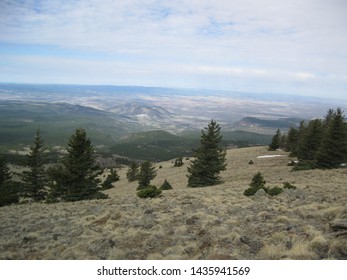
[1, 0, 347, 99]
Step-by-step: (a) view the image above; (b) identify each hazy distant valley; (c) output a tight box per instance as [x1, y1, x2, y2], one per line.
[1, 84, 346, 162]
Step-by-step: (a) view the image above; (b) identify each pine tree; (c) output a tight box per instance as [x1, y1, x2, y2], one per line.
[48, 128, 105, 201]
[0, 156, 11, 186]
[160, 179, 173, 190]
[0, 157, 19, 207]
[316, 108, 347, 168]
[280, 134, 287, 151]
[187, 120, 226, 187]
[323, 108, 335, 128]
[21, 129, 47, 201]
[101, 168, 120, 190]
[126, 161, 139, 182]
[243, 172, 266, 196]
[285, 127, 299, 154]
[269, 129, 281, 151]
[292, 120, 308, 157]
[298, 119, 323, 161]
[249, 172, 266, 189]
[137, 161, 157, 190]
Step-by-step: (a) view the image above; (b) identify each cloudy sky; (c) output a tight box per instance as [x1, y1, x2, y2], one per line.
[1, 0, 347, 99]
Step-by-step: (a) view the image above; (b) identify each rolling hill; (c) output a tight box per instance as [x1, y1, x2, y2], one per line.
[0, 100, 147, 148]
[232, 117, 303, 134]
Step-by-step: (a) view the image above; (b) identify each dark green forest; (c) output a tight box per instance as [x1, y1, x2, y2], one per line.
[269, 108, 347, 169]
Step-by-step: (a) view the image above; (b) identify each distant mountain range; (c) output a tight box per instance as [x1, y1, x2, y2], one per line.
[232, 117, 303, 134]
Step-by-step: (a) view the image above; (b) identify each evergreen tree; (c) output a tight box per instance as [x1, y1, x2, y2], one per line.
[126, 161, 139, 182]
[243, 172, 266, 196]
[137, 161, 157, 190]
[280, 134, 287, 151]
[323, 108, 335, 128]
[48, 128, 105, 201]
[0, 156, 11, 185]
[285, 127, 299, 154]
[298, 119, 323, 161]
[160, 179, 173, 190]
[21, 129, 47, 201]
[249, 172, 266, 189]
[269, 129, 281, 151]
[101, 168, 120, 190]
[187, 120, 226, 187]
[0, 157, 19, 207]
[293, 120, 308, 157]
[316, 108, 347, 168]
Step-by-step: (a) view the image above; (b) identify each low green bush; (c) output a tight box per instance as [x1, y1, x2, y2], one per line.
[266, 186, 283, 196]
[243, 187, 259, 196]
[283, 182, 297, 190]
[137, 185, 162, 198]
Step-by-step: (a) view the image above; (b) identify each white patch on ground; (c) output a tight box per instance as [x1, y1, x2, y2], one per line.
[257, 155, 285, 158]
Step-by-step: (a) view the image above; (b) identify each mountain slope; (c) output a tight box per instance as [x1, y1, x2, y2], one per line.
[232, 117, 303, 134]
[107, 103, 174, 121]
[0, 101, 138, 147]
[0, 146, 346, 260]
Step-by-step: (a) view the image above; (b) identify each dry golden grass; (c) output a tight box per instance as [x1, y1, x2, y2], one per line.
[0, 146, 346, 260]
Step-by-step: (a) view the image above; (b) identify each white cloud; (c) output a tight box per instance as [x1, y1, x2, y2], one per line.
[0, 0, 347, 99]
[293, 72, 316, 81]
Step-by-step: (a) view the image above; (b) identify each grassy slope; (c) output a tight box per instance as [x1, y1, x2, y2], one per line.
[110, 130, 272, 162]
[0, 146, 346, 260]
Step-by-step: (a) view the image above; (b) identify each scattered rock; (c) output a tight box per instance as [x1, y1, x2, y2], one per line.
[186, 216, 199, 225]
[22, 236, 36, 244]
[199, 237, 212, 251]
[144, 208, 154, 214]
[88, 238, 116, 259]
[330, 219, 347, 231]
[133, 216, 157, 229]
[240, 235, 250, 245]
[239, 235, 263, 254]
[285, 241, 293, 249]
[53, 234, 61, 241]
[197, 229, 207, 236]
[330, 230, 347, 237]
[211, 219, 223, 226]
[338, 247, 347, 258]
[254, 188, 267, 197]
[248, 240, 263, 254]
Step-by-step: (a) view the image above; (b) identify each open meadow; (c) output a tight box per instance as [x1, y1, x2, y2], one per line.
[0, 146, 346, 260]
